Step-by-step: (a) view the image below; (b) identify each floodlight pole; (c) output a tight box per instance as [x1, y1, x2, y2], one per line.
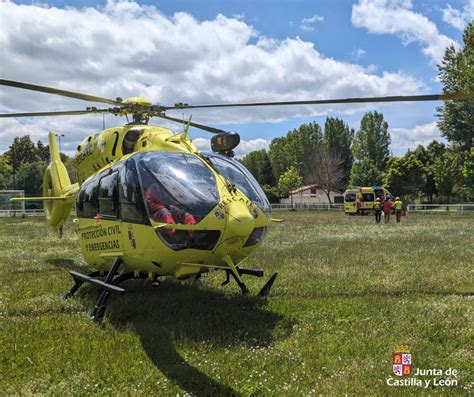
[12, 143, 16, 190]
[56, 133, 65, 153]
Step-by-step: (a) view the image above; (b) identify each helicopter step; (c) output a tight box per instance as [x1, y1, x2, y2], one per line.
[69, 271, 126, 295]
[64, 257, 139, 321]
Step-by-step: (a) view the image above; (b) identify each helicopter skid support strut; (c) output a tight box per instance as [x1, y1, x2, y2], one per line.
[221, 266, 278, 298]
[64, 257, 148, 321]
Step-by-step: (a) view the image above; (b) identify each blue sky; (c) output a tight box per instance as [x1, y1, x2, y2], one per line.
[0, 0, 472, 156]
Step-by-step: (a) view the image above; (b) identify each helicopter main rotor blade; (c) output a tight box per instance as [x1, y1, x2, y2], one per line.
[156, 113, 229, 134]
[0, 79, 120, 105]
[169, 93, 474, 110]
[0, 109, 111, 118]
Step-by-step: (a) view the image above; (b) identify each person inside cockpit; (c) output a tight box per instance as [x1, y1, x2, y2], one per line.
[144, 183, 197, 227]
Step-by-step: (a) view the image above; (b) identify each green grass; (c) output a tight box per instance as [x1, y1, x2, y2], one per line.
[0, 212, 473, 396]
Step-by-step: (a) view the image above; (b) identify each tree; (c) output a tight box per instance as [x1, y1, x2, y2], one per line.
[278, 166, 303, 198]
[241, 150, 275, 186]
[63, 156, 78, 184]
[462, 148, 474, 200]
[350, 111, 391, 185]
[15, 162, 48, 196]
[0, 155, 13, 190]
[306, 148, 345, 204]
[4, 135, 40, 169]
[269, 122, 323, 183]
[352, 111, 390, 170]
[262, 184, 279, 203]
[0, 155, 12, 175]
[383, 154, 426, 200]
[4, 136, 40, 188]
[349, 160, 382, 186]
[412, 144, 437, 203]
[0, 173, 12, 190]
[433, 151, 462, 203]
[36, 141, 50, 162]
[323, 117, 354, 186]
[437, 22, 474, 150]
[427, 140, 446, 160]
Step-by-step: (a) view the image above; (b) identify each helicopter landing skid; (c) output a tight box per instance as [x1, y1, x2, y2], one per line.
[90, 271, 148, 321]
[221, 267, 278, 298]
[64, 257, 148, 321]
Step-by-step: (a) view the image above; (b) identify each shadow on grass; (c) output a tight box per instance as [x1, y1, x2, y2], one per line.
[45, 258, 89, 272]
[10, 258, 88, 275]
[83, 281, 292, 396]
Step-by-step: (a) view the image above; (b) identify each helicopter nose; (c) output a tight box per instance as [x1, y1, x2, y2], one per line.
[226, 200, 254, 239]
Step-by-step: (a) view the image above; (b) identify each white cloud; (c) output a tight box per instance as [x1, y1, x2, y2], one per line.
[234, 138, 270, 157]
[391, 121, 445, 153]
[351, 0, 458, 65]
[353, 48, 367, 59]
[0, 1, 426, 155]
[193, 137, 270, 158]
[300, 14, 324, 31]
[442, 0, 474, 30]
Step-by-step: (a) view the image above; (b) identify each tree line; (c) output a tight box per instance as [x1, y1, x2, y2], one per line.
[0, 136, 76, 206]
[241, 22, 473, 204]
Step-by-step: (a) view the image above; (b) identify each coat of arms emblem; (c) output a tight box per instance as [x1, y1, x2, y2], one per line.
[393, 346, 412, 376]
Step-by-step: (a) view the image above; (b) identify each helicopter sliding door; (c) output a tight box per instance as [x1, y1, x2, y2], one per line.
[75, 160, 150, 262]
[76, 166, 124, 261]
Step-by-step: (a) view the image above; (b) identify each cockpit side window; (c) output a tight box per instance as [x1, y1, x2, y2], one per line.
[98, 171, 118, 218]
[118, 158, 148, 224]
[76, 176, 99, 218]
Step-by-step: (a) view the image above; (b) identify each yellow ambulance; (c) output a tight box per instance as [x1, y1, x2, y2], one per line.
[344, 186, 392, 215]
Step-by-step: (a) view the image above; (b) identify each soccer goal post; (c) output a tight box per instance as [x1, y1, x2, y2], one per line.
[0, 190, 25, 217]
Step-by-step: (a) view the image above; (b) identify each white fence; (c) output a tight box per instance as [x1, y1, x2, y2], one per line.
[271, 202, 474, 215]
[1, 203, 473, 217]
[272, 203, 344, 211]
[0, 209, 44, 217]
[407, 203, 474, 215]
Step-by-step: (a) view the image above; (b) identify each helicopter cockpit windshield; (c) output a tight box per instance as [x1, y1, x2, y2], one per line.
[137, 151, 219, 225]
[203, 152, 271, 218]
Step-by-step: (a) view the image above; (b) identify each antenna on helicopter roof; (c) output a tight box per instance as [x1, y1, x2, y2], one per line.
[183, 115, 192, 141]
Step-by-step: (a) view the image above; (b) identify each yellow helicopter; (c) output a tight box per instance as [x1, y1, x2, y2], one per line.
[1, 78, 471, 320]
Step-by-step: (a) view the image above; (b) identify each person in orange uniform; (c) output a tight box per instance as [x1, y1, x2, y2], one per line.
[382, 198, 394, 223]
[144, 184, 197, 231]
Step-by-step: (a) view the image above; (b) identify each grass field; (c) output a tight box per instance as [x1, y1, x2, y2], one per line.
[0, 212, 473, 396]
